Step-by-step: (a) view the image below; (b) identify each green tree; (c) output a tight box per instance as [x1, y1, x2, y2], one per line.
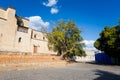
[94, 23, 120, 64]
[47, 21, 86, 60]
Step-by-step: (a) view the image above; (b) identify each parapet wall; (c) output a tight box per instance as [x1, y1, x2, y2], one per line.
[0, 7, 16, 20]
[0, 8, 6, 19]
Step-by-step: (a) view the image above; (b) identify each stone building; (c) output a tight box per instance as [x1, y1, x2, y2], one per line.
[0, 7, 55, 55]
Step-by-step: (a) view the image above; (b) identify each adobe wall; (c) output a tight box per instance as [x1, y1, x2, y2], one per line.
[0, 7, 57, 55]
[30, 30, 56, 54]
[0, 8, 6, 19]
[14, 29, 31, 52]
[0, 7, 18, 51]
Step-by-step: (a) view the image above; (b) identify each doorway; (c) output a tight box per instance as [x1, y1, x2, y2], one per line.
[34, 46, 38, 53]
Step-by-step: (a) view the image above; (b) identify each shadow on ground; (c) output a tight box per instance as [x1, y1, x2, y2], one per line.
[86, 61, 120, 66]
[94, 70, 120, 80]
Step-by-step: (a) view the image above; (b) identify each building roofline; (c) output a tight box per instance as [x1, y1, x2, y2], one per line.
[31, 28, 49, 34]
[30, 28, 42, 33]
[0, 6, 16, 11]
[15, 14, 29, 21]
[0, 7, 6, 11]
[0, 6, 29, 21]
[21, 16, 29, 21]
[8, 6, 16, 10]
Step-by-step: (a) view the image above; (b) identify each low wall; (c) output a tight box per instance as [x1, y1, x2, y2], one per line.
[75, 56, 95, 62]
[0, 51, 32, 55]
[0, 51, 60, 63]
[0, 55, 61, 63]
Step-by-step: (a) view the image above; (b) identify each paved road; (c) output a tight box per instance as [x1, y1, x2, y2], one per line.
[0, 63, 120, 80]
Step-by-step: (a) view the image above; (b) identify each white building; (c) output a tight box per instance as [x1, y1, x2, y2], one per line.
[0, 7, 56, 55]
[75, 50, 95, 62]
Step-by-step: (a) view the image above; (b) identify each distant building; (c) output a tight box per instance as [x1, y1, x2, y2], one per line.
[75, 49, 96, 62]
[0, 7, 56, 55]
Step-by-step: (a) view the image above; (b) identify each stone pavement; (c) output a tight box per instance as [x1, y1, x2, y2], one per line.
[0, 63, 120, 80]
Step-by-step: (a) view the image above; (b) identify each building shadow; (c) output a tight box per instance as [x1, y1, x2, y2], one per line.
[94, 70, 120, 80]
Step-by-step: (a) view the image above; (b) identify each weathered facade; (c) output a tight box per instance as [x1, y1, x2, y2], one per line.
[0, 7, 55, 55]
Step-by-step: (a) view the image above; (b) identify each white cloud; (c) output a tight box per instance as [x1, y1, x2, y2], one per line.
[43, 0, 58, 7]
[83, 40, 95, 46]
[43, 0, 59, 14]
[82, 40, 96, 50]
[27, 16, 50, 30]
[51, 8, 59, 14]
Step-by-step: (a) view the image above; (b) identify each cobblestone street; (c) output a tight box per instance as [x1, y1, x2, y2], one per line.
[0, 63, 120, 80]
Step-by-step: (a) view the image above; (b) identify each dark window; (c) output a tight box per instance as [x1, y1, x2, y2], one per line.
[43, 37, 45, 40]
[34, 34, 37, 38]
[15, 15, 24, 26]
[17, 26, 28, 33]
[18, 37, 22, 43]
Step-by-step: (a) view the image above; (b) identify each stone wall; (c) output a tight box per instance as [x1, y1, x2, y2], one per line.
[0, 7, 17, 51]
[0, 7, 57, 55]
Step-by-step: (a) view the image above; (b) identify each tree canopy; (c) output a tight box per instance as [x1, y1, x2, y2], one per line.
[94, 23, 120, 63]
[47, 21, 86, 60]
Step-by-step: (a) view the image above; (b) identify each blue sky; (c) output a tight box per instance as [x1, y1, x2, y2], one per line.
[0, 0, 120, 50]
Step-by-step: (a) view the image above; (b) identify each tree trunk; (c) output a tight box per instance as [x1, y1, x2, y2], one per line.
[60, 51, 70, 61]
[60, 51, 67, 60]
[57, 49, 62, 56]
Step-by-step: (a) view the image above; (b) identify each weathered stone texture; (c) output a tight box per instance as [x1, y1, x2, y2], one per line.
[0, 7, 56, 55]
